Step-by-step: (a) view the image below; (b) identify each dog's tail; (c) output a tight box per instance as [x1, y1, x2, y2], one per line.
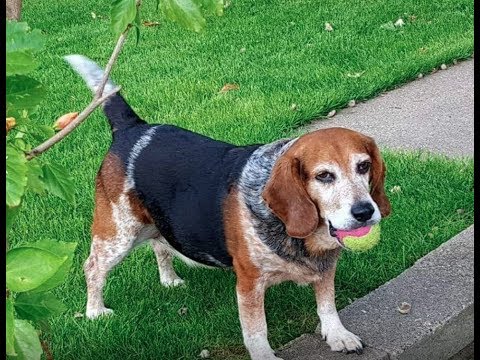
[64, 54, 146, 132]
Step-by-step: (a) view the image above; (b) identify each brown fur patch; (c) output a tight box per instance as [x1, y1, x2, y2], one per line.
[91, 152, 154, 239]
[224, 188, 260, 294]
[91, 178, 117, 239]
[98, 152, 125, 202]
[262, 156, 319, 238]
[303, 224, 332, 256]
[91, 152, 125, 240]
[313, 259, 337, 305]
[285, 128, 375, 181]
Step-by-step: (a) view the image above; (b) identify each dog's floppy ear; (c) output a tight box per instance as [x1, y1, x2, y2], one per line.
[365, 136, 391, 217]
[262, 156, 319, 238]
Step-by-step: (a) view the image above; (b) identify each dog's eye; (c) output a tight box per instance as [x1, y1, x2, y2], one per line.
[316, 171, 335, 183]
[357, 161, 371, 174]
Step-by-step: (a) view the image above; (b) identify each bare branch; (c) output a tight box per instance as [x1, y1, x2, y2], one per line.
[94, 0, 141, 98]
[94, 30, 128, 99]
[26, 87, 120, 160]
[25, 22, 137, 160]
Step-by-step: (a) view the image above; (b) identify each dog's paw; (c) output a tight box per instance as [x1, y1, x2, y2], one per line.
[86, 307, 114, 319]
[160, 276, 185, 288]
[323, 328, 363, 354]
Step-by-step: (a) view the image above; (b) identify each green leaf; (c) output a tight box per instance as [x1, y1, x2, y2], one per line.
[6, 22, 45, 77]
[7, 205, 22, 236]
[29, 123, 56, 142]
[15, 292, 67, 323]
[160, 0, 206, 32]
[33, 124, 55, 139]
[6, 21, 45, 53]
[196, 0, 223, 16]
[6, 247, 68, 293]
[6, 145, 28, 207]
[27, 160, 46, 195]
[6, 75, 44, 117]
[135, 25, 141, 45]
[42, 163, 75, 203]
[6, 298, 16, 356]
[134, 6, 141, 45]
[11, 320, 42, 360]
[6, 51, 38, 76]
[13, 138, 28, 152]
[27, 240, 77, 293]
[111, 0, 137, 36]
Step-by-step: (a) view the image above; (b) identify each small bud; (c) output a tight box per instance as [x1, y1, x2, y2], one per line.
[6, 117, 16, 133]
[54, 112, 79, 130]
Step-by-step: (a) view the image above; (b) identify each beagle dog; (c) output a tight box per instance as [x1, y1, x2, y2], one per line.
[66, 55, 391, 360]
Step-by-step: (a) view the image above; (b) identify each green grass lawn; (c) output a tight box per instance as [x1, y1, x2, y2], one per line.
[10, 0, 474, 358]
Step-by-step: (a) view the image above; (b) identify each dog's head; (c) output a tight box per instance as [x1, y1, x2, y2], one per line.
[262, 127, 391, 248]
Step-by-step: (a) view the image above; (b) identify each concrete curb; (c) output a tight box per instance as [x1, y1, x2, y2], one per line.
[277, 225, 474, 360]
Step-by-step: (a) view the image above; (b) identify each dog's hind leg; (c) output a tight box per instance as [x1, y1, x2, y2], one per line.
[150, 238, 185, 287]
[84, 236, 135, 319]
[85, 186, 143, 319]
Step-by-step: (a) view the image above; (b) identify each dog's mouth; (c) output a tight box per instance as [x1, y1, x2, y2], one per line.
[328, 221, 345, 248]
[328, 220, 373, 249]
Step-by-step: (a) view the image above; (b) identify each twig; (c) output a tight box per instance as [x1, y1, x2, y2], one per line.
[95, 0, 141, 98]
[25, 26, 130, 161]
[40, 340, 54, 360]
[94, 30, 128, 99]
[26, 87, 120, 160]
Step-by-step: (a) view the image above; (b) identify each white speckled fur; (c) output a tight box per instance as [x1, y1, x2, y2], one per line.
[125, 127, 157, 190]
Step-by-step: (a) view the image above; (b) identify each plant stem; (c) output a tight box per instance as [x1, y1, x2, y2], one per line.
[94, 30, 128, 99]
[26, 26, 131, 161]
[26, 87, 120, 160]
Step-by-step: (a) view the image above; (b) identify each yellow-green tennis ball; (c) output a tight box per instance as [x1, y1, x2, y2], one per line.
[343, 224, 381, 252]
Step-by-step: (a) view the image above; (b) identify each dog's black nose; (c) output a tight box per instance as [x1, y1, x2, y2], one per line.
[351, 201, 375, 222]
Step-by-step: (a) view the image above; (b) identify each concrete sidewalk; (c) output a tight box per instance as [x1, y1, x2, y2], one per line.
[304, 60, 474, 158]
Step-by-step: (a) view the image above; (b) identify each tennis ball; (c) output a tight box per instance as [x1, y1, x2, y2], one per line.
[342, 224, 381, 252]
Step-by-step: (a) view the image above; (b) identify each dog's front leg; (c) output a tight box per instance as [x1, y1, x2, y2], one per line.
[313, 265, 364, 354]
[236, 275, 282, 360]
